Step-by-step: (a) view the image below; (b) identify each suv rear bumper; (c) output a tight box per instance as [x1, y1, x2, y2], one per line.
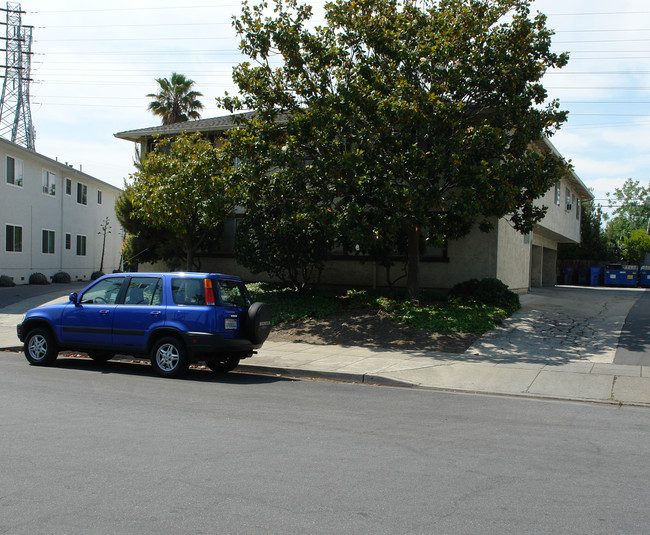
[181, 331, 261, 359]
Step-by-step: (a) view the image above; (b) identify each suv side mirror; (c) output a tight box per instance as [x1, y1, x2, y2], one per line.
[69, 292, 79, 305]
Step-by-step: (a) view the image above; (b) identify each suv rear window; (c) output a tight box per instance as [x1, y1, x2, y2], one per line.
[216, 279, 251, 307]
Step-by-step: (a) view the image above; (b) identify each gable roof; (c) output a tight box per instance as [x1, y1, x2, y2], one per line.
[114, 111, 256, 143]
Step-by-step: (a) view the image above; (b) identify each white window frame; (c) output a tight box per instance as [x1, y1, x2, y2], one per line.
[65, 178, 72, 196]
[97, 190, 102, 204]
[42, 229, 55, 255]
[5, 223, 22, 252]
[42, 170, 56, 196]
[65, 233, 71, 250]
[554, 182, 561, 206]
[6, 156, 23, 187]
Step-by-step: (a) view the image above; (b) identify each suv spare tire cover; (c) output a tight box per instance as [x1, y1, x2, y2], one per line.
[247, 302, 272, 345]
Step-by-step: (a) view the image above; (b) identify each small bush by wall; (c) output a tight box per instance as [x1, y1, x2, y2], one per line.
[91, 271, 105, 281]
[29, 272, 50, 285]
[52, 271, 72, 284]
[0, 275, 15, 287]
[449, 277, 520, 314]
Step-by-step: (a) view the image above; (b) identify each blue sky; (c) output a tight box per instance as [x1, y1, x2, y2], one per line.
[12, 0, 650, 212]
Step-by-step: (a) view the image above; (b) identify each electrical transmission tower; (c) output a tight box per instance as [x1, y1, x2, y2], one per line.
[0, 2, 34, 150]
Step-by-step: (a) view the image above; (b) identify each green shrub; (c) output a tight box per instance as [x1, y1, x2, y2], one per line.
[449, 277, 519, 314]
[29, 272, 50, 285]
[91, 271, 105, 281]
[52, 271, 71, 283]
[0, 275, 15, 287]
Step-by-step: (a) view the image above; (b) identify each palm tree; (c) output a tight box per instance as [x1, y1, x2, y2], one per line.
[146, 72, 204, 125]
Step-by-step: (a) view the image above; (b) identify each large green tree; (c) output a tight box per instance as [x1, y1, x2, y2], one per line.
[605, 179, 650, 257]
[129, 132, 235, 271]
[115, 187, 186, 270]
[147, 72, 204, 125]
[220, 0, 570, 298]
[622, 229, 650, 266]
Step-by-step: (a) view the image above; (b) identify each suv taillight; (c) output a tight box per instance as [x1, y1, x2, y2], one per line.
[204, 279, 216, 305]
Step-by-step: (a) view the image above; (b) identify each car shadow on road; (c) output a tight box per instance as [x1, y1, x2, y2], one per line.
[52, 356, 297, 385]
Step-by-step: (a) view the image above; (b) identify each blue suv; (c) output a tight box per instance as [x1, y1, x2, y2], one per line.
[16, 272, 271, 378]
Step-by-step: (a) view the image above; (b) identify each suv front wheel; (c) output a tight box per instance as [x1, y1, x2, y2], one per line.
[24, 328, 59, 366]
[151, 337, 189, 378]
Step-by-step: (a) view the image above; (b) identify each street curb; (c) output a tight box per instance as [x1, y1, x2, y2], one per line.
[239, 364, 415, 387]
[239, 364, 650, 408]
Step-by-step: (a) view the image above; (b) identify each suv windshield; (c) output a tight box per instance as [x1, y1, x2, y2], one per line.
[216, 279, 251, 307]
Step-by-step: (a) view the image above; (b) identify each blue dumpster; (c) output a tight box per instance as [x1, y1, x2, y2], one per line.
[590, 267, 601, 286]
[640, 266, 650, 288]
[604, 265, 638, 287]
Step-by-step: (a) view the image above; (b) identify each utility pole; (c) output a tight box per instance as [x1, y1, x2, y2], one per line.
[0, 2, 34, 150]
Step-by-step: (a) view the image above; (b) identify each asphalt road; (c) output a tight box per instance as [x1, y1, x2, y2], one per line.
[615, 290, 650, 366]
[1, 353, 649, 534]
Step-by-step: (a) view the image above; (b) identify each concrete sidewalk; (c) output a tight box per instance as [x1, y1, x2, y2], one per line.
[1, 284, 649, 407]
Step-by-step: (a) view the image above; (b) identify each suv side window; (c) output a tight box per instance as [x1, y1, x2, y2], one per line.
[80, 277, 125, 305]
[171, 278, 205, 305]
[124, 277, 162, 306]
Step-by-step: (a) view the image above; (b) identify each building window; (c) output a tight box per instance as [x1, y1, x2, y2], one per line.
[76, 235, 87, 256]
[97, 190, 102, 204]
[77, 183, 87, 205]
[6, 156, 23, 186]
[65, 178, 72, 195]
[566, 188, 572, 210]
[42, 230, 55, 254]
[5, 224, 22, 252]
[42, 170, 56, 196]
[554, 182, 561, 206]
[65, 233, 71, 250]
[576, 199, 581, 221]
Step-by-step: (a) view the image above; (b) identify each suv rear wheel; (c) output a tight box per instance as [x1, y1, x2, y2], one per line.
[151, 337, 189, 378]
[24, 328, 58, 366]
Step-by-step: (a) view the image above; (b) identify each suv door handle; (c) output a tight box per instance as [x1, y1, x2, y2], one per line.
[150, 311, 161, 316]
[99, 310, 110, 315]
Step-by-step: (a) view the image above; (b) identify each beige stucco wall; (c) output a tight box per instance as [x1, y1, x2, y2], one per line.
[534, 179, 581, 243]
[495, 219, 532, 293]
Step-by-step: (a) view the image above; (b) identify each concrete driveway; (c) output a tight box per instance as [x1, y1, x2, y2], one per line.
[469, 285, 648, 366]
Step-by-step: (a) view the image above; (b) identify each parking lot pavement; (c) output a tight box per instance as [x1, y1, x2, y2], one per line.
[1, 283, 649, 406]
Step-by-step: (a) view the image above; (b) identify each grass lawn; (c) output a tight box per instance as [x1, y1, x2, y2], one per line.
[247, 283, 520, 334]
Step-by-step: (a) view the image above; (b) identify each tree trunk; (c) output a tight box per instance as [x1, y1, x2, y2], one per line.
[406, 224, 420, 300]
[184, 235, 194, 272]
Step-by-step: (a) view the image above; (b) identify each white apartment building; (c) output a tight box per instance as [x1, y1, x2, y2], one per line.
[1, 137, 124, 285]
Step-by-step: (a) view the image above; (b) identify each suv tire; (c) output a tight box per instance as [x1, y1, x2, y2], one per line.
[24, 328, 58, 366]
[151, 337, 189, 378]
[247, 302, 272, 345]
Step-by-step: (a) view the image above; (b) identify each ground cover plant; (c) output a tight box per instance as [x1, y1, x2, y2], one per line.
[247, 279, 519, 335]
